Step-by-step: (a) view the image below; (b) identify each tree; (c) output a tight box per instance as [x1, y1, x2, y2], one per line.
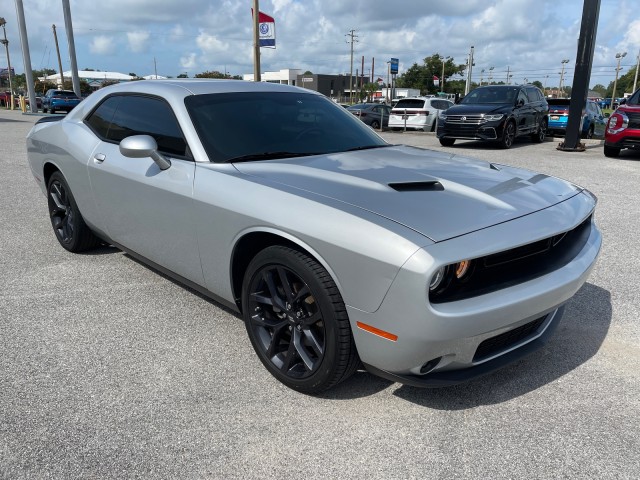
[195, 70, 231, 79]
[532, 80, 543, 90]
[591, 84, 607, 97]
[606, 66, 638, 98]
[361, 82, 378, 102]
[395, 54, 466, 95]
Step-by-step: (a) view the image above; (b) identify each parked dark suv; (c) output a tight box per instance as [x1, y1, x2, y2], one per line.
[437, 85, 548, 148]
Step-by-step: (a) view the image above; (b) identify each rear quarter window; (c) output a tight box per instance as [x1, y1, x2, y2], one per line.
[394, 99, 426, 109]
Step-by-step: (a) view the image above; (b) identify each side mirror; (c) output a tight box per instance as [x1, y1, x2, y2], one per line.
[119, 135, 171, 170]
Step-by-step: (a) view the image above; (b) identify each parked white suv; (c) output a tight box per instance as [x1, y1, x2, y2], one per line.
[389, 97, 454, 132]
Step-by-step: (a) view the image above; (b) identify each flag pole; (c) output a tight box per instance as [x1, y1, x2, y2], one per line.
[253, 0, 261, 82]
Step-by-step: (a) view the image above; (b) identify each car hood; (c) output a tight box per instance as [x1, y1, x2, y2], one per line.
[445, 104, 512, 115]
[233, 145, 582, 242]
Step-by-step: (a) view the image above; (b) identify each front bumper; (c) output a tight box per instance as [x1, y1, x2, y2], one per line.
[605, 129, 640, 150]
[437, 119, 505, 141]
[348, 192, 601, 387]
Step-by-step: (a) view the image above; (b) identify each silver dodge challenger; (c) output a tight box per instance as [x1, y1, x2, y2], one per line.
[26, 80, 601, 393]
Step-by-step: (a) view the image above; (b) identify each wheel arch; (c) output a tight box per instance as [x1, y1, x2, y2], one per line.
[43, 161, 62, 186]
[230, 229, 345, 313]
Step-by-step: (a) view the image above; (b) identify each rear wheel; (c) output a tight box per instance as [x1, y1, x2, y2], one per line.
[370, 120, 380, 129]
[500, 120, 516, 149]
[439, 138, 455, 147]
[242, 246, 359, 393]
[47, 172, 101, 252]
[603, 145, 621, 158]
[42, 106, 48, 113]
[531, 118, 547, 143]
[583, 125, 595, 139]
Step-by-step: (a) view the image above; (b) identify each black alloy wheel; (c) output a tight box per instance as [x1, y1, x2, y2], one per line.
[370, 120, 380, 129]
[500, 120, 516, 149]
[242, 246, 359, 393]
[532, 118, 547, 143]
[47, 172, 100, 252]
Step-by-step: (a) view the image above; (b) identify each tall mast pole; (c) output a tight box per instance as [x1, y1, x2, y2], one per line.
[253, 0, 261, 82]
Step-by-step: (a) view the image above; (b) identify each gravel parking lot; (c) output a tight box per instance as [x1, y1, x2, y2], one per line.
[1, 109, 639, 479]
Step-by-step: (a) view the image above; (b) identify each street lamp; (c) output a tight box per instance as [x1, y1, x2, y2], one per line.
[611, 51, 627, 109]
[559, 59, 569, 98]
[480, 69, 485, 86]
[488, 66, 494, 85]
[544, 74, 549, 96]
[0, 17, 14, 109]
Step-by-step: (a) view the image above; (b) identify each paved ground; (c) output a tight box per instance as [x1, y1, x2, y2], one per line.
[1, 108, 639, 479]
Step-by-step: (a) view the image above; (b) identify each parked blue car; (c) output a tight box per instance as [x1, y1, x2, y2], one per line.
[42, 89, 82, 114]
[547, 98, 606, 138]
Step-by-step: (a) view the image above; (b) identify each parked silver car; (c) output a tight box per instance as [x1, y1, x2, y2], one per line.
[26, 80, 601, 393]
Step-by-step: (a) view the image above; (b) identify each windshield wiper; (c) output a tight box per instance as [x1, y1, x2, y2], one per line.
[224, 151, 319, 163]
[344, 144, 392, 152]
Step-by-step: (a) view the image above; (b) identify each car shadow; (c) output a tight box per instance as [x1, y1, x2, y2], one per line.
[325, 283, 611, 404]
[447, 137, 547, 150]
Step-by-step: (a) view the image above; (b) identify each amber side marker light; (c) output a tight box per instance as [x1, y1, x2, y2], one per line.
[356, 321, 398, 342]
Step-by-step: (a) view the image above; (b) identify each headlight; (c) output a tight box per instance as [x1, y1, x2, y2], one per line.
[607, 112, 628, 134]
[428, 260, 475, 298]
[483, 114, 504, 122]
[429, 266, 447, 291]
[439, 111, 447, 120]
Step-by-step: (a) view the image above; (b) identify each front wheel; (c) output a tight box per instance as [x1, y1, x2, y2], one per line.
[439, 137, 455, 147]
[242, 246, 359, 393]
[500, 120, 516, 149]
[47, 172, 100, 252]
[603, 145, 621, 158]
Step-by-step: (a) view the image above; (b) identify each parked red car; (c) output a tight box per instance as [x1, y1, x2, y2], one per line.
[604, 88, 640, 157]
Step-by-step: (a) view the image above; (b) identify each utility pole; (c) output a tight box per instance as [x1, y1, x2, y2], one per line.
[371, 57, 374, 83]
[559, 59, 569, 98]
[465, 45, 474, 95]
[611, 52, 626, 107]
[253, 0, 261, 82]
[633, 49, 639, 94]
[506, 66, 511, 85]
[52, 24, 65, 88]
[62, 0, 81, 98]
[345, 29, 358, 104]
[15, 0, 37, 112]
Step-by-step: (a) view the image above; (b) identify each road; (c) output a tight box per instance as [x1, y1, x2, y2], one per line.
[1, 108, 639, 479]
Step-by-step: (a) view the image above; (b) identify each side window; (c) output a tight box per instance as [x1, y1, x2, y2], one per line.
[85, 96, 122, 139]
[105, 95, 188, 157]
[517, 90, 529, 104]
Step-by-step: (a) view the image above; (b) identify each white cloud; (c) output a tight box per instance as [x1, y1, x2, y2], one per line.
[127, 31, 150, 53]
[89, 36, 116, 55]
[196, 33, 230, 54]
[181, 53, 197, 69]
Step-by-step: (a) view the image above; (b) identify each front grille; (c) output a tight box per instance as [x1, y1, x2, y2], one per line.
[473, 315, 546, 362]
[626, 111, 640, 129]
[446, 115, 485, 124]
[442, 123, 482, 137]
[431, 214, 593, 303]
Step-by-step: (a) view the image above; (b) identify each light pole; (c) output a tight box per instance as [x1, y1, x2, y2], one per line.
[559, 59, 569, 98]
[480, 69, 484, 86]
[0, 17, 14, 109]
[612, 51, 627, 108]
[544, 74, 549, 96]
[488, 66, 494, 85]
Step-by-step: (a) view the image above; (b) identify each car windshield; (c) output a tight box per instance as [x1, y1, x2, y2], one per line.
[185, 92, 388, 163]
[626, 89, 640, 105]
[460, 87, 519, 105]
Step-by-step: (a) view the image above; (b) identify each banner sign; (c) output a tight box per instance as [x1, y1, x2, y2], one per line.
[258, 11, 276, 48]
[433, 75, 439, 87]
[390, 58, 399, 75]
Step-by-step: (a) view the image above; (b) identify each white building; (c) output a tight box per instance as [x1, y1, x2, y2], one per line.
[39, 70, 135, 89]
[242, 68, 303, 86]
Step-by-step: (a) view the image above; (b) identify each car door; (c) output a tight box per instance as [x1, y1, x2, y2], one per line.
[591, 102, 607, 137]
[85, 94, 205, 285]
[515, 89, 534, 133]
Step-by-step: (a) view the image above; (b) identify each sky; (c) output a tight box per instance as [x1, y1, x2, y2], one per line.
[1, 0, 639, 90]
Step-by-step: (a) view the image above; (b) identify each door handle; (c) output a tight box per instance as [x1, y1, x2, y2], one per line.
[93, 153, 106, 163]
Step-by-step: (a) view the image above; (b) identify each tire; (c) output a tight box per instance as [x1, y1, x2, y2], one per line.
[583, 125, 594, 140]
[47, 172, 101, 252]
[242, 245, 359, 393]
[531, 118, 547, 143]
[603, 145, 621, 158]
[439, 137, 455, 147]
[370, 120, 380, 129]
[42, 106, 47, 113]
[500, 120, 516, 149]
[430, 119, 436, 132]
